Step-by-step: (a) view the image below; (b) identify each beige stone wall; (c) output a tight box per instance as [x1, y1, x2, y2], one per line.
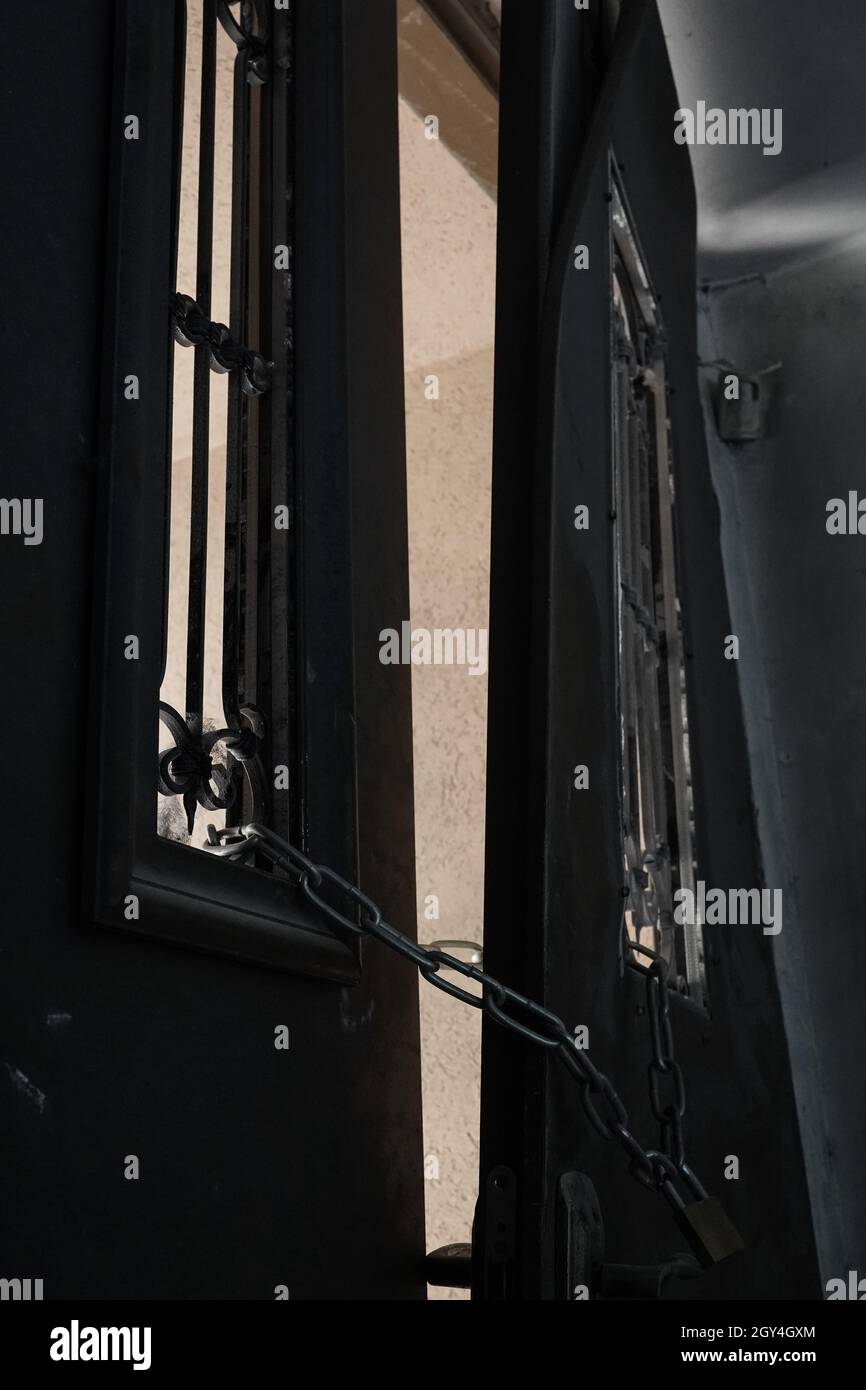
[398, 70, 496, 1295]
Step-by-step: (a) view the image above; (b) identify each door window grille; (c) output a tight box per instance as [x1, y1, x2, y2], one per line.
[87, 0, 362, 980]
[610, 168, 706, 1002]
[158, 0, 296, 854]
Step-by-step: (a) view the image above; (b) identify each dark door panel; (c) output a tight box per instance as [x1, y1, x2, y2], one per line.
[0, 0, 424, 1301]
[478, 0, 817, 1300]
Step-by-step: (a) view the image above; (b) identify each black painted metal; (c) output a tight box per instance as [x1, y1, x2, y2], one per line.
[157, 696, 261, 836]
[418, 0, 501, 94]
[2, 0, 423, 1299]
[474, 0, 614, 1304]
[478, 0, 819, 1300]
[186, 0, 217, 748]
[425, 1244, 473, 1288]
[87, 0, 350, 979]
[84, 0, 390, 982]
[261, 6, 295, 845]
[165, 1, 271, 841]
[555, 1172, 605, 1301]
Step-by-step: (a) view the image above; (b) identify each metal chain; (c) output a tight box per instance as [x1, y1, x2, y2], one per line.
[642, 947, 687, 1170]
[206, 821, 708, 1223]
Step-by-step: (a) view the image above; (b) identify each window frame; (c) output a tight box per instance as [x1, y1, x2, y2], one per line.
[85, 0, 366, 983]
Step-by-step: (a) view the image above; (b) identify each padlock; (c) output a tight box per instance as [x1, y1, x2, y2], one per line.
[673, 1196, 745, 1268]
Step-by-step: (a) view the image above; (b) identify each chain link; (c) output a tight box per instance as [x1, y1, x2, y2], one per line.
[630, 942, 688, 1171]
[207, 822, 707, 1224]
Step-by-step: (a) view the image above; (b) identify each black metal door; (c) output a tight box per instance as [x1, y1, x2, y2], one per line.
[0, 0, 425, 1302]
[476, 0, 818, 1301]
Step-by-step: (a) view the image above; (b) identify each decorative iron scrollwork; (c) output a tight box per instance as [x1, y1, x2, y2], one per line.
[610, 167, 704, 1001]
[171, 293, 272, 397]
[158, 701, 266, 837]
[217, 0, 270, 84]
[159, 0, 295, 852]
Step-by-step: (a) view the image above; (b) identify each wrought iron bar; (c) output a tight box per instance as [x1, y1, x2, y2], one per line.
[645, 354, 703, 989]
[161, 1, 285, 842]
[223, 4, 254, 823]
[242, 64, 262, 755]
[611, 170, 703, 996]
[263, 1, 296, 845]
[185, 0, 218, 745]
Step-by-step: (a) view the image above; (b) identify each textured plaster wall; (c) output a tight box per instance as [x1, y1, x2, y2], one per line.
[398, 90, 496, 1299]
